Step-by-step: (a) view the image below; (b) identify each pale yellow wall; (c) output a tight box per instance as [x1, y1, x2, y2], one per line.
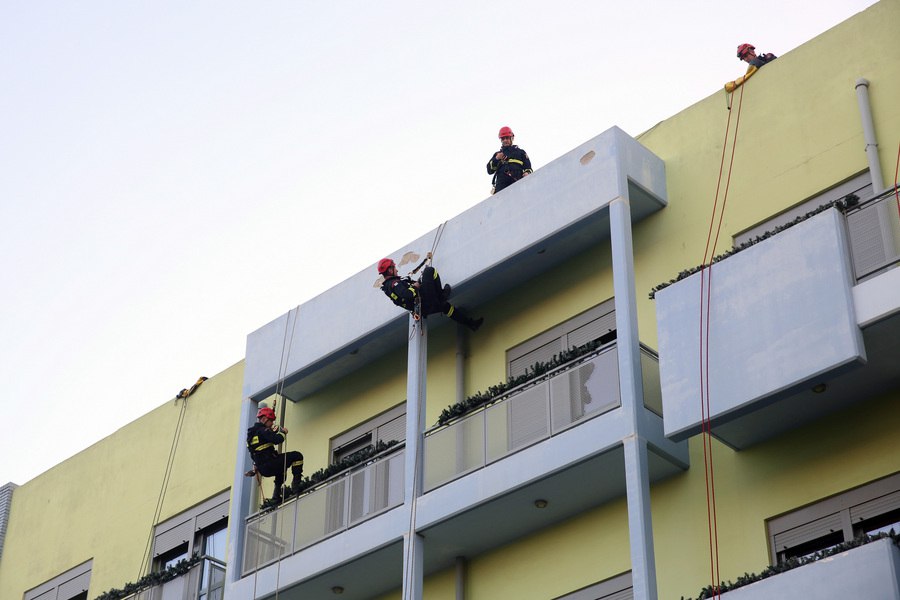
[653, 388, 900, 598]
[0, 361, 243, 600]
[278, 348, 408, 477]
[374, 498, 632, 600]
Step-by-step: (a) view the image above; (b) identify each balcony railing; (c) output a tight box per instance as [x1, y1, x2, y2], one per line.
[845, 187, 900, 281]
[126, 556, 225, 600]
[423, 343, 660, 492]
[242, 446, 404, 574]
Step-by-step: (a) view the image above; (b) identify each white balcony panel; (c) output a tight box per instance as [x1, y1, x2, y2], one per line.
[656, 208, 866, 448]
[718, 538, 900, 600]
[243, 126, 667, 401]
[854, 265, 900, 327]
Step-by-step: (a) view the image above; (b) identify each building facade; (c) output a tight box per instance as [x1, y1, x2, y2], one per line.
[1, 2, 898, 599]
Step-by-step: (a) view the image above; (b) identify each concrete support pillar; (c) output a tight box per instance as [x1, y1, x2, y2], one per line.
[403, 314, 427, 600]
[623, 436, 658, 600]
[225, 396, 259, 587]
[610, 196, 658, 600]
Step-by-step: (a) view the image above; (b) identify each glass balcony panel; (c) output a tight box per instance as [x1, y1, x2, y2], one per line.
[845, 191, 900, 280]
[424, 411, 485, 491]
[294, 478, 347, 550]
[486, 384, 550, 464]
[640, 347, 663, 417]
[378, 451, 405, 511]
[347, 450, 404, 525]
[243, 502, 295, 572]
[550, 350, 621, 433]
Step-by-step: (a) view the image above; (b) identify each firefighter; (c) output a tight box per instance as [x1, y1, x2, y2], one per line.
[736, 43, 777, 68]
[486, 126, 532, 193]
[726, 43, 777, 93]
[247, 406, 304, 503]
[378, 258, 483, 331]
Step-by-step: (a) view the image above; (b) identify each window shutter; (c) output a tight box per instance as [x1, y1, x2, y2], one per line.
[57, 570, 91, 600]
[850, 490, 900, 523]
[601, 589, 634, 600]
[773, 512, 844, 552]
[196, 499, 229, 531]
[567, 311, 616, 349]
[153, 519, 192, 556]
[376, 414, 406, 445]
[509, 338, 563, 378]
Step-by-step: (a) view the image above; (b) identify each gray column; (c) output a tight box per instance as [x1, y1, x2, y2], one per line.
[225, 397, 260, 587]
[610, 196, 658, 600]
[403, 314, 427, 600]
[623, 436, 657, 600]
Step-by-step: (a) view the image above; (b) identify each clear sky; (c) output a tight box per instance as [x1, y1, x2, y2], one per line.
[0, 0, 879, 485]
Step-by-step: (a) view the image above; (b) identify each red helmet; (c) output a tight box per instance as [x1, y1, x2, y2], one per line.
[377, 258, 395, 275]
[498, 126, 514, 139]
[737, 43, 755, 59]
[257, 407, 276, 421]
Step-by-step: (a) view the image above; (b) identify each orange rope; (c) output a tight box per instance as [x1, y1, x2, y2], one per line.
[698, 81, 746, 598]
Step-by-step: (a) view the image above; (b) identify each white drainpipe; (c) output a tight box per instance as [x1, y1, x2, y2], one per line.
[855, 78, 885, 193]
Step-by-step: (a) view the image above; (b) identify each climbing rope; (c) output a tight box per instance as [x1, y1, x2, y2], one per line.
[273, 306, 300, 600]
[251, 305, 300, 600]
[697, 81, 747, 599]
[137, 382, 195, 580]
[401, 404, 423, 600]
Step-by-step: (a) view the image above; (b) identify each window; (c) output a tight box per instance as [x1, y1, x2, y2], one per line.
[24, 560, 92, 600]
[152, 490, 229, 570]
[150, 491, 228, 600]
[553, 572, 633, 600]
[330, 403, 406, 464]
[767, 472, 900, 564]
[507, 299, 616, 379]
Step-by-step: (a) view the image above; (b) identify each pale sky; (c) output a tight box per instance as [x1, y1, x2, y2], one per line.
[0, 0, 879, 485]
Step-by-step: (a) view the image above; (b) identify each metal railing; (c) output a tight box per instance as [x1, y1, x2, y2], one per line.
[125, 556, 225, 600]
[845, 186, 900, 281]
[423, 342, 660, 492]
[242, 446, 405, 574]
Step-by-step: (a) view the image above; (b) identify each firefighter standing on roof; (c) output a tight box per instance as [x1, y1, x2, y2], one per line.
[378, 258, 483, 332]
[487, 126, 532, 193]
[247, 406, 304, 503]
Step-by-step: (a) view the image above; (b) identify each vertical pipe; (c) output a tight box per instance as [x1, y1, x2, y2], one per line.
[455, 325, 465, 405]
[855, 79, 885, 193]
[455, 556, 467, 600]
[403, 315, 427, 600]
[610, 196, 658, 600]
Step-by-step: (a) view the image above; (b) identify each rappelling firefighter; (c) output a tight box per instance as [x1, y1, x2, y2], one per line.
[486, 126, 532, 194]
[726, 43, 778, 93]
[247, 406, 304, 504]
[378, 258, 483, 332]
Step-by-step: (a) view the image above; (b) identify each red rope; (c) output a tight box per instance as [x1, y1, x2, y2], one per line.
[698, 82, 746, 599]
[894, 140, 899, 220]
